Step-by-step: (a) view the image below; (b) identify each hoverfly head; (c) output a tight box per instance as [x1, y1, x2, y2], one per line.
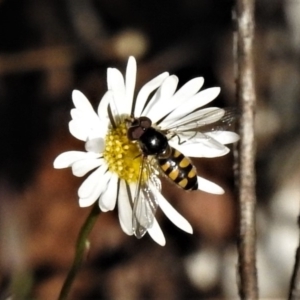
[126, 116, 152, 140]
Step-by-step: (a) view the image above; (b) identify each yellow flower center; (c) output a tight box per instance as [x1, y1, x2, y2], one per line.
[103, 122, 143, 183]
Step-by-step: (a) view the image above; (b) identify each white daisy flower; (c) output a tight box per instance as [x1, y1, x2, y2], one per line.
[54, 56, 239, 246]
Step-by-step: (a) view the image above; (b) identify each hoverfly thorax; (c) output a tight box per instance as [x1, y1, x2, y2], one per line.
[127, 116, 168, 156]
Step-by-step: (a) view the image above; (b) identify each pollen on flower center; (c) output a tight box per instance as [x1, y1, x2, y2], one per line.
[103, 122, 142, 183]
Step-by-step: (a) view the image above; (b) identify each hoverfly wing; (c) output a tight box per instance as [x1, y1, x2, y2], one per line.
[148, 163, 162, 191]
[167, 107, 237, 133]
[201, 107, 238, 133]
[166, 107, 224, 132]
[167, 108, 238, 156]
[132, 157, 159, 239]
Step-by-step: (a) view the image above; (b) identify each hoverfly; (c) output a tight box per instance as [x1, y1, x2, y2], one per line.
[126, 107, 237, 238]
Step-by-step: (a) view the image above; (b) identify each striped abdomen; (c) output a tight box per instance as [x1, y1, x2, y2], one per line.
[158, 146, 198, 190]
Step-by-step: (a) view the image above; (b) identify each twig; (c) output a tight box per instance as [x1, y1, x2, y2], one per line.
[0, 46, 77, 75]
[58, 203, 101, 300]
[235, 0, 258, 299]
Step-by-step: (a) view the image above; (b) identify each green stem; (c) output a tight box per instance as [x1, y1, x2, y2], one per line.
[58, 203, 101, 300]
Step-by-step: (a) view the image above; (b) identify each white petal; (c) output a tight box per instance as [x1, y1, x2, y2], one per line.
[78, 163, 108, 198]
[85, 137, 105, 153]
[155, 190, 193, 234]
[98, 91, 111, 120]
[72, 90, 94, 112]
[143, 75, 179, 122]
[99, 173, 118, 211]
[53, 151, 99, 168]
[79, 171, 112, 207]
[147, 219, 166, 246]
[70, 108, 82, 122]
[72, 158, 103, 177]
[88, 120, 106, 140]
[193, 87, 221, 106]
[70, 110, 94, 139]
[97, 91, 117, 129]
[128, 181, 136, 200]
[117, 180, 133, 235]
[172, 77, 204, 100]
[125, 56, 137, 116]
[69, 117, 104, 141]
[157, 77, 204, 122]
[79, 195, 98, 207]
[205, 131, 240, 144]
[161, 88, 221, 127]
[107, 68, 125, 92]
[197, 176, 224, 194]
[70, 93, 105, 140]
[134, 72, 169, 117]
[107, 67, 126, 117]
[97, 92, 110, 119]
[69, 120, 87, 141]
[70, 108, 85, 122]
[79, 192, 99, 207]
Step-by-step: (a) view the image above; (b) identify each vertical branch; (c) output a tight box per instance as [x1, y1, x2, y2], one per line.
[235, 0, 258, 299]
[289, 216, 300, 300]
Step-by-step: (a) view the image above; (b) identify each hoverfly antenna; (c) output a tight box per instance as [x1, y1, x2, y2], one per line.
[125, 117, 135, 128]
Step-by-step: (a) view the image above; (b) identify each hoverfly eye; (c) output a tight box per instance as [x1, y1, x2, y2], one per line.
[139, 116, 152, 129]
[127, 126, 145, 140]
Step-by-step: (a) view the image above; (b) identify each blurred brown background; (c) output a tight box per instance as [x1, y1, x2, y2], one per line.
[1, 0, 300, 299]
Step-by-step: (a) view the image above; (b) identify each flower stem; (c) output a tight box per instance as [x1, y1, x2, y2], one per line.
[58, 203, 101, 300]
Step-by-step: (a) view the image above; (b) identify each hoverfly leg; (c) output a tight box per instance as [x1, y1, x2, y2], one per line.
[169, 131, 197, 145]
[108, 93, 121, 126]
[132, 157, 145, 238]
